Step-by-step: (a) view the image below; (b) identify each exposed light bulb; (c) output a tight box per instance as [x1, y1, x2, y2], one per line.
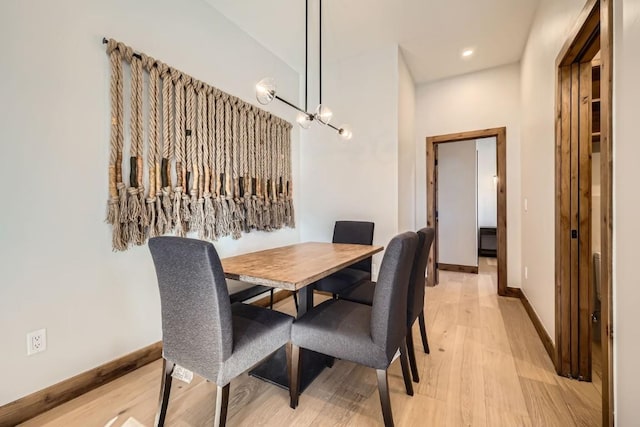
[255, 77, 276, 105]
[461, 48, 474, 58]
[338, 125, 353, 141]
[315, 104, 333, 125]
[297, 112, 313, 129]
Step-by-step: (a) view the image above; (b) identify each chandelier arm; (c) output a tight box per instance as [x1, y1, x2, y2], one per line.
[254, 0, 352, 139]
[274, 95, 311, 116]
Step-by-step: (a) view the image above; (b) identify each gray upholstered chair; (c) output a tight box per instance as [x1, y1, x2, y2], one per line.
[340, 228, 435, 383]
[290, 231, 418, 427]
[148, 237, 295, 427]
[313, 221, 375, 299]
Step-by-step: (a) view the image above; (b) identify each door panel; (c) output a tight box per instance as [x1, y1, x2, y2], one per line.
[578, 61, 593, 380]
[570, 63, 580, 378]
[555, 61, 595, 380]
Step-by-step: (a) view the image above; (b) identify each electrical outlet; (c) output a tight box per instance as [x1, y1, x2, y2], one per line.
[524, 267, 529, 280]
[27, 329, 46, 355]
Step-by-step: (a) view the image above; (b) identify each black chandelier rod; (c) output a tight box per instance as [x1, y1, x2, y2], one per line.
[319, 0, 322, 106]
[305, 0, 308, 112]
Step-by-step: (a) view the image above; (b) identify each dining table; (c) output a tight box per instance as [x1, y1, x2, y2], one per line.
[221, 241, 383, 392]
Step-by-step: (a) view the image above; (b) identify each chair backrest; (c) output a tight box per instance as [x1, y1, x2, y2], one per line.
[407, 228, 435, 326]
[332, 221, 375, 273]
[370, 231, 418, 361]
[148, 237, 233, 379]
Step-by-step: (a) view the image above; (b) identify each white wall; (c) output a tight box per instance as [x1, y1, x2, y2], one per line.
[613, 0, 640, 422]
[519, 0, 588, 342]
[477, 137, 498, 227]
[299, 45, 400, 276]
[437, 140, 478, 267]
[398, 50, 416, 232]
[415, 63, 522, 286]
[0, 0, 300, 405]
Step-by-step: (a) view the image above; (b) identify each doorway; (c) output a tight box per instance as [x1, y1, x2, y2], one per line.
[554, 0, 613, 425]
[426, 127, 508, 296]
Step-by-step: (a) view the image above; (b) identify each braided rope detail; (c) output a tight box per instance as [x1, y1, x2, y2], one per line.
[106, 40, 126, 250]
[127, 50, 146, 245]
[173, 75, 186, 236]
[146, 63, 160, 236]
[203, 90, 216, 240]
[103, 38, 294, 249]
[181, 82, 195, 225]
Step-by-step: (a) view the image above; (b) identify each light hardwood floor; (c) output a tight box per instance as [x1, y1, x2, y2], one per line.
[21, 259, 601, 426]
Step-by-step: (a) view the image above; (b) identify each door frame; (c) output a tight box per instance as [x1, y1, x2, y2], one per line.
[554, 0, 613, 425]
[426, 127, 508, 296]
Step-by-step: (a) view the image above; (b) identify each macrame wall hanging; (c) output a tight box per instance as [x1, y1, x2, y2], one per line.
[104, 39, 295, 251]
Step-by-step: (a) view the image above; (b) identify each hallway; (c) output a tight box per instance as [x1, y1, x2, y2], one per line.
[23, 261, 601, 426]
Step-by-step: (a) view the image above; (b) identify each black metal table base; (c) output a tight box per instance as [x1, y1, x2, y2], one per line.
[248, 345, 331, 393]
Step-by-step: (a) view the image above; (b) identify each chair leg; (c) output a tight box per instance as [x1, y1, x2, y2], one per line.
[154, 358, 175, 427]
[406, 326, 420, 383]
[326, 356, 335, 368]
[418, 311, 430, 354]
[399, 339, 414, 396]
[214, 383, 230, 427]
[286, 342, 302, 409]
[376, 369, 395, 427]
[269, 289, 274, 309]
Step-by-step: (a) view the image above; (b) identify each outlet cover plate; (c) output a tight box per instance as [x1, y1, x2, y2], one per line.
[27, 329, 47, 355]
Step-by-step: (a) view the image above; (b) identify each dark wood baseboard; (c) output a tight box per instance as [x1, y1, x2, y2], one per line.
[506, 286, 556, 365]
[438, 263, 479, 274]
[504, 286, 522, 299]
[0, 292, 296, 425]
[0, 342, 162, 426]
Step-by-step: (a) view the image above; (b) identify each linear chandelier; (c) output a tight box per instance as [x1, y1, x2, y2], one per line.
[255, 0, 352, 141]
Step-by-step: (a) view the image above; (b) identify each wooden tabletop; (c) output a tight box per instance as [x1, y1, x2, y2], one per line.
[221, 242, 383, 291]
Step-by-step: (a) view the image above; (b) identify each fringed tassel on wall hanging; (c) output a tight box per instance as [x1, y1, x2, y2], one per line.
[104, 39, 295, 251]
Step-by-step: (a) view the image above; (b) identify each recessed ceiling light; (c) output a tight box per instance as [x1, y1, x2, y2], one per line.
[462, 48, 474, 58]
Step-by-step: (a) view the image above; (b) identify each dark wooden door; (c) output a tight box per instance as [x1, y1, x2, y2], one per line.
[555, 56, 595, 381]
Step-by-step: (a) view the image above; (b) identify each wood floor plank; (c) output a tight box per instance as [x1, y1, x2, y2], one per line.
[478, 305, 512, 355]
[500, 297, 559, 385]
[485, 404, 533, 427]
[554, 376, 602, 427]
[479, 304, 529, 418]
[442, 326, 486, 427]
[457, 283, 483, 329]
[519, 377, 578, 427]
[397, 394, 446, 426]
[482, 348, 530, 417]
[20, 361, 161, 426]
[415, 302, 459, 400]
[17, 259, 601, 427]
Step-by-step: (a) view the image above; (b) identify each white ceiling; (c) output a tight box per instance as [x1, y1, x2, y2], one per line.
[205, 0, 540, 84]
